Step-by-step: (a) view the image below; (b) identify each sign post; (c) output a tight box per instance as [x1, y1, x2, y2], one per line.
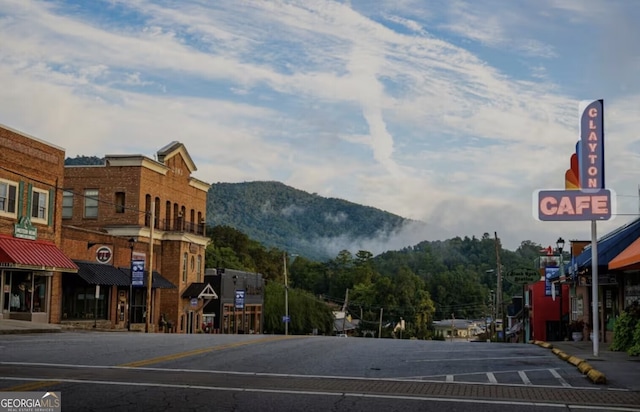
[504, 269, 540, 343]
[533, 99, 611, 357]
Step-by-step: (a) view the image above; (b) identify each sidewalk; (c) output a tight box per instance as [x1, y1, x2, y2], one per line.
[0, 319, 62, 334]
[537, 339, 640, 391]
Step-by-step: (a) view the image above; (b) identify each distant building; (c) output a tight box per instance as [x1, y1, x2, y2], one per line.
[199, 268, 265, 334]
[432, 319, 480, 339]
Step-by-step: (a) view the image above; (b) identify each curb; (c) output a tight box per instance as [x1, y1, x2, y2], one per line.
[530, 340, 607, 385]
[0, 328, 62, 335]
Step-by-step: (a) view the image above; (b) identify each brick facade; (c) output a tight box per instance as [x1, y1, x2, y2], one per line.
[0, 127, 210, 333]
[0, 124, 71, 323]
[62, 142, 210, 333]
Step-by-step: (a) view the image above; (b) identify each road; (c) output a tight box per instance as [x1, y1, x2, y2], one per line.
[0, 332, 638, 411]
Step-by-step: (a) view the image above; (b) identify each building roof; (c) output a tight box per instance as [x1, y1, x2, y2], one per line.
[181, 282, 218, 299]
[0, 234, 77, 272]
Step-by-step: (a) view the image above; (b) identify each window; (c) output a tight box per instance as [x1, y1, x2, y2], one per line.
[62, 190, 73, 219]
[115, 192, 125, 213]
[31, 188, 48, 222]
[182, 253, 188, 283]
[196, 255, 202, 282]
[84, 189, 99, 218]
[0, 180, 17, 215]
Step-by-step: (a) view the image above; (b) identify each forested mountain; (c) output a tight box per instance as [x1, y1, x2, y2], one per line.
[208, 181, 425, 261]
[206, 224, 545, 337]
[65, 157, 547, 336]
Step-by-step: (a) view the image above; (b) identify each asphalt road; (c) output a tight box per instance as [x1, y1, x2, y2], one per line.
[0, 332, 638, 412]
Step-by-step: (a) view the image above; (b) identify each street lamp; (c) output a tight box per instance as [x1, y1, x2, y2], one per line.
[556, 237, 565, 340]
[128, 237, 136, 331]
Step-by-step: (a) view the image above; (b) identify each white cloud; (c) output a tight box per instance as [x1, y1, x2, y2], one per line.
[0, 0, 639, 253]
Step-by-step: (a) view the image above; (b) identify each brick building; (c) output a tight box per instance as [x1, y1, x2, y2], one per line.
[61, 141, 210, 332]
[0, 124, 78, 324]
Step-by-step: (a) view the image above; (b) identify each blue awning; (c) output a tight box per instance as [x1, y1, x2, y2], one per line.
[574, 217, 640, 272]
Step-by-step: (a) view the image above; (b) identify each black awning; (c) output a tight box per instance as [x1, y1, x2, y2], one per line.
[119, 267, 176, 289]
[181, 282, 218, 299]
[74, 261, 131, 286]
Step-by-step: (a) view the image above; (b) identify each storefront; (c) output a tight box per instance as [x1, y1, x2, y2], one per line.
[0, 234, 78, 323]
[609, 236, 640, 309]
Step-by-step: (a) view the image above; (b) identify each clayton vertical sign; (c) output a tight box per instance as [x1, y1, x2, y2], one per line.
[533, 99, 614, 222]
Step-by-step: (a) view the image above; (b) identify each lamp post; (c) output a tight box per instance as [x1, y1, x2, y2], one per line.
[556, 237, 565, 341]
[128, 237, 136, 331]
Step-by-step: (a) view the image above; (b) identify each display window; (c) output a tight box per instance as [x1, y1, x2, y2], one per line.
[2, 271, 48, 314]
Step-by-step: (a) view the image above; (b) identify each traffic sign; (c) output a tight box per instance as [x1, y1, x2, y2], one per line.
[282, 315, 290, 323]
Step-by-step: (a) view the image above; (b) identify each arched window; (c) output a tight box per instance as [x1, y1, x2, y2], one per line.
[182, 252, 188, 283]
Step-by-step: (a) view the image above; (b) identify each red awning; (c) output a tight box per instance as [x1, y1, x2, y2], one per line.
[609, 237, 640, 271]
[0, 234, 78, 272]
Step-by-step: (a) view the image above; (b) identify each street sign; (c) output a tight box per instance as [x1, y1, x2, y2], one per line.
[131, 259, 145, 286]
[503, 268, 541, 285]
[282, 315, 290, 323]
[190, 298, 198, 308]
[235, 290, 245, 309]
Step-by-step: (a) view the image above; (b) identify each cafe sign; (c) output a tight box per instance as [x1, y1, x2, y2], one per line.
[533, 99, 615, 222]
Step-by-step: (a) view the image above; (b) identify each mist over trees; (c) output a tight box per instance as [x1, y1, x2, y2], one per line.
[206, 225, 544, 339]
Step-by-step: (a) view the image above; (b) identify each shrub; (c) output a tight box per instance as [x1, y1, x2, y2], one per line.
[611, 302, 640, 354]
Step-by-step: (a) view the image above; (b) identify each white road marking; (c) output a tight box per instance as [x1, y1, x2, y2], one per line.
[518, 371, 532, 385]
[487, 372, 497, 383]
[2, 376, 630, 410]
[408, 356, 545, 363]
[549, 368, 571, 388]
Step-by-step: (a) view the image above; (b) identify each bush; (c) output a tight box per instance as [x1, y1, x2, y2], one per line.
[628, 322, 640, 356]
[611, 302, 640, 354]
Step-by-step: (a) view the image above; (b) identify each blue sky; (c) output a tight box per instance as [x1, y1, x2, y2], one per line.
[1, 0, 639, 253]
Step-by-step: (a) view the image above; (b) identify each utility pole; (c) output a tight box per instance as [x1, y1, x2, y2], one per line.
[341, 288, 349, 335]
[145, 201, 155, 333]
[451, 312, 455, 342]
[495, 232, 503, 342]
[378, 307, 383, 339]
[284, 252, 289, 336]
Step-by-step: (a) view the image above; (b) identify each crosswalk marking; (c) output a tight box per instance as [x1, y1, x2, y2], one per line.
[407, 367, 585, 389]
[549, 368, 571, 387]
[518, 371, 532, 385]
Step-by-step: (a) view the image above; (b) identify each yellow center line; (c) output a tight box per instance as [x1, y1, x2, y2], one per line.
[3, 335, 296, 391]
[4, 380, 59, 392]
[120, 335, 294, 368]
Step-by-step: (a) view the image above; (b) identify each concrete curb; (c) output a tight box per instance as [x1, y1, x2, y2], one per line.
[530, 340, 607, 385]
[0, 328, 61, 335]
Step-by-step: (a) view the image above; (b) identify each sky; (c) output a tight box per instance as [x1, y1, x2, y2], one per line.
[1, 0, 639, 253]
